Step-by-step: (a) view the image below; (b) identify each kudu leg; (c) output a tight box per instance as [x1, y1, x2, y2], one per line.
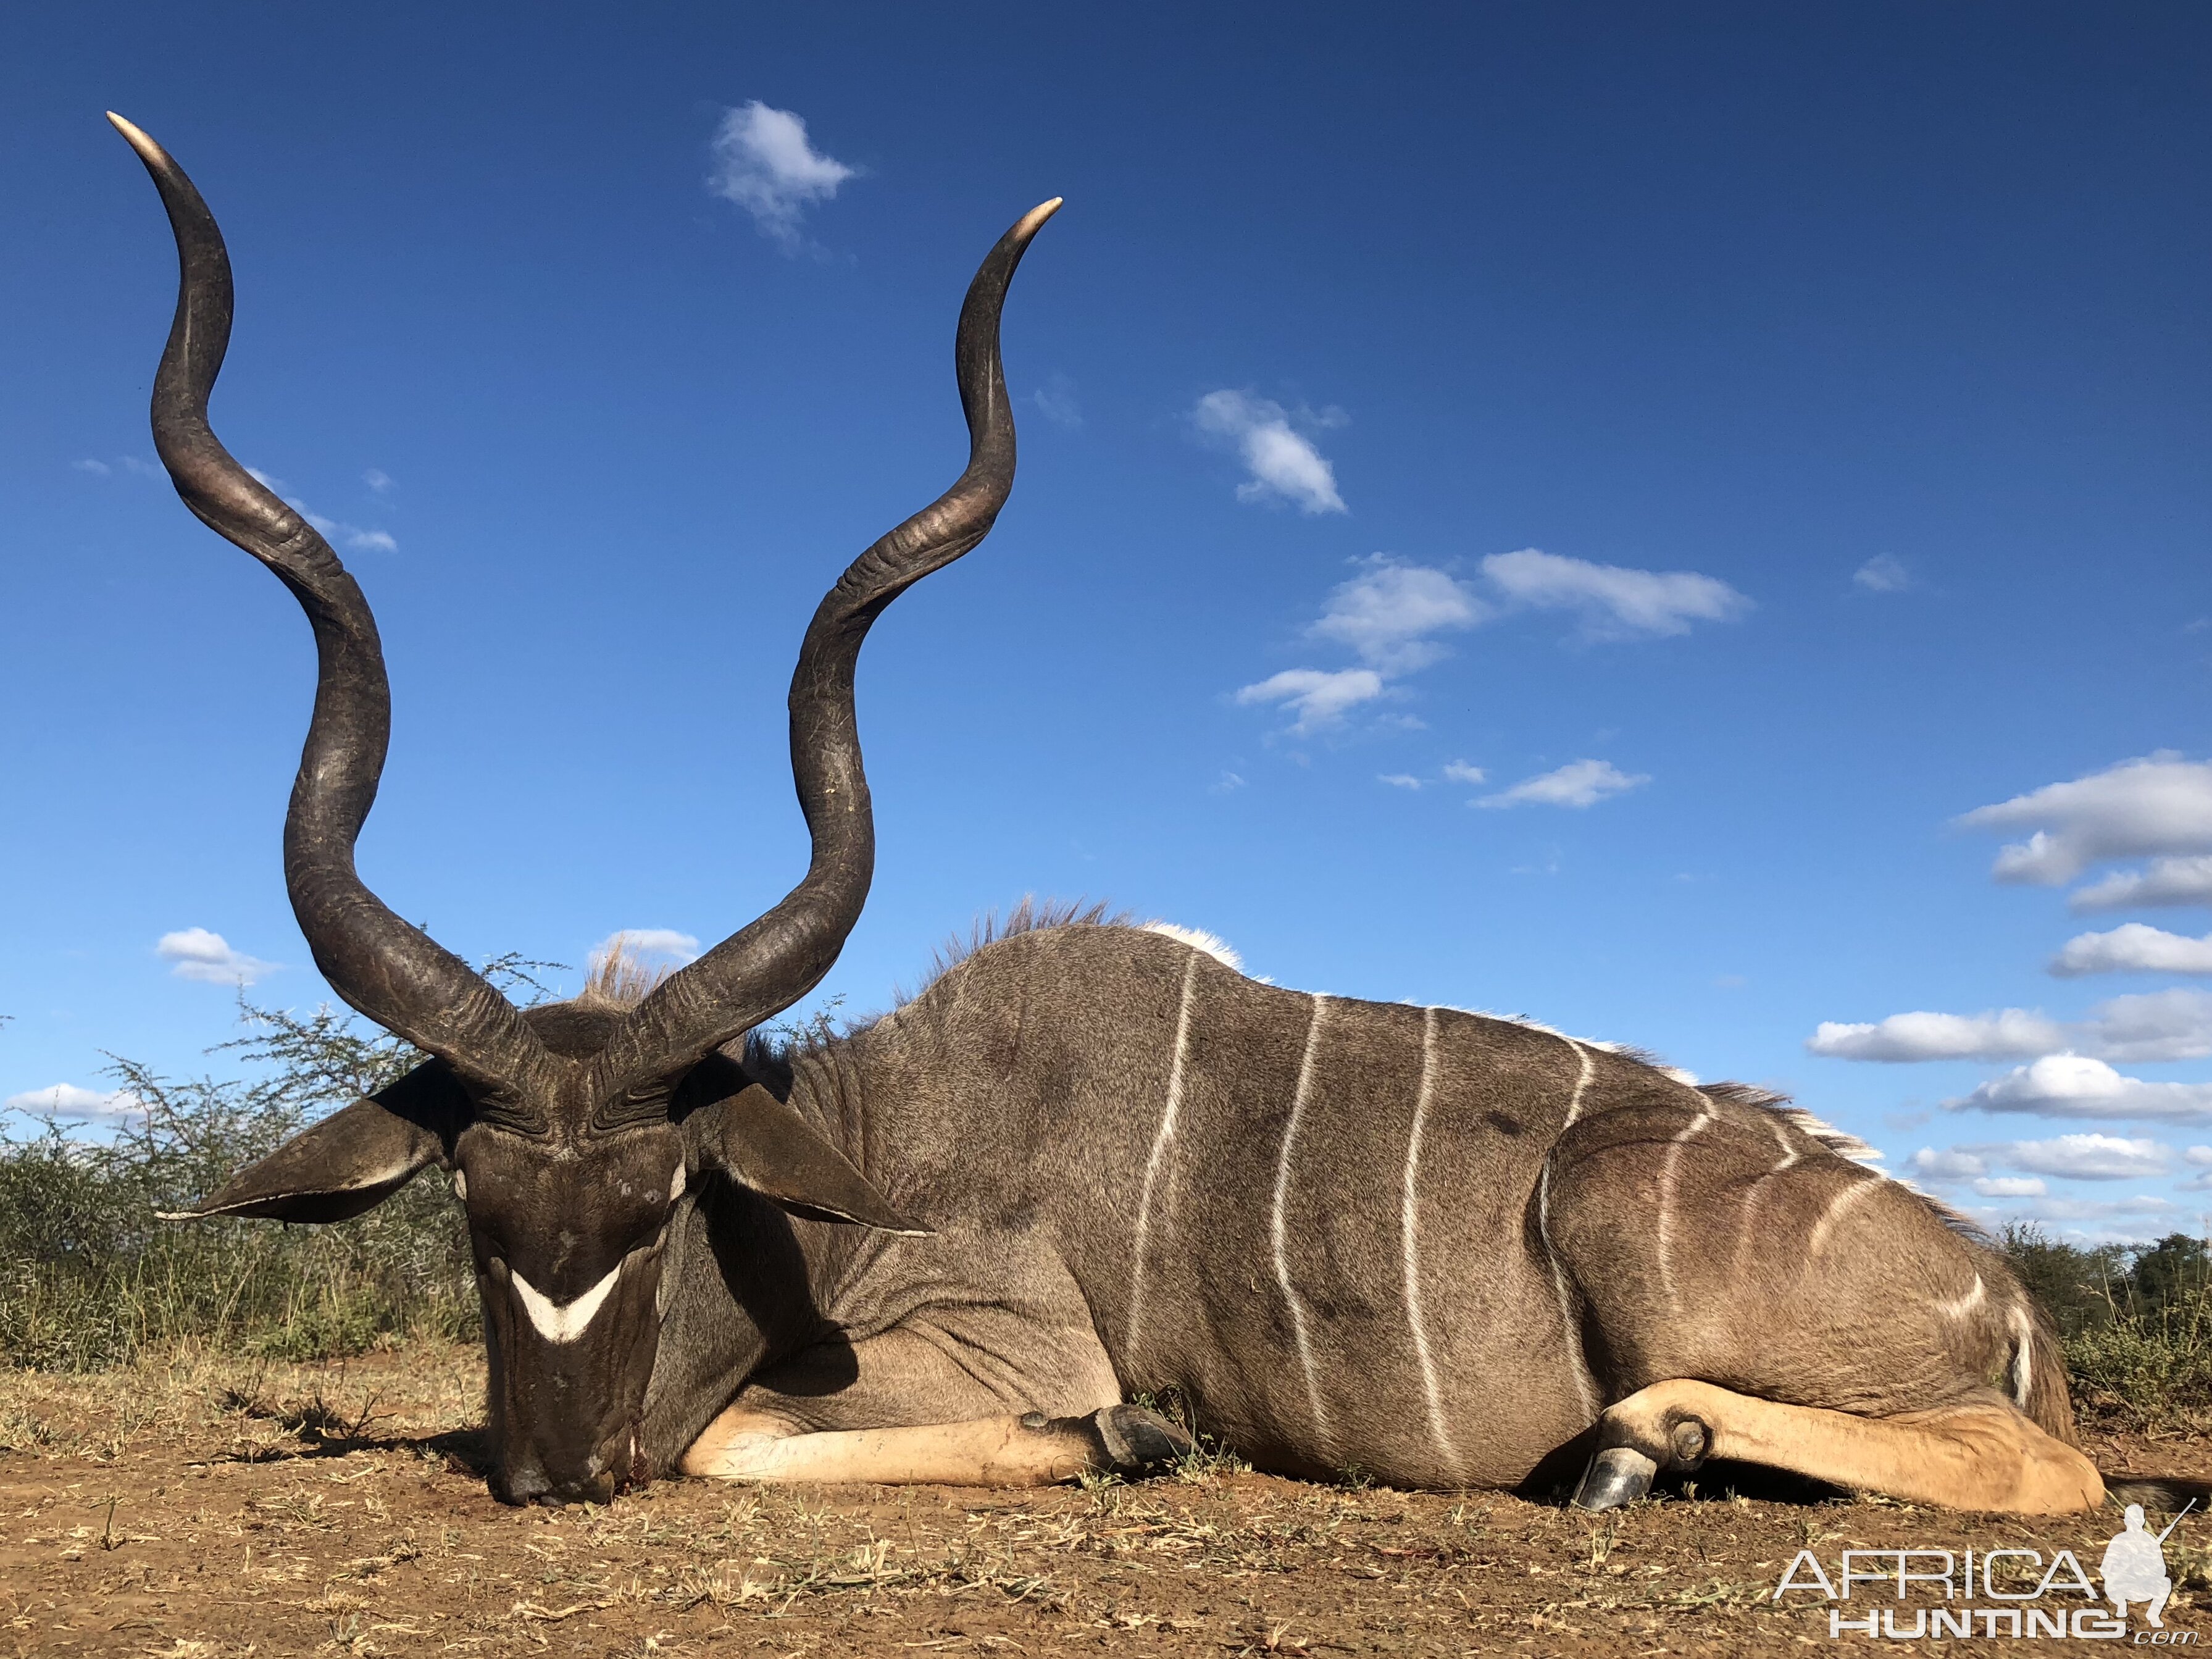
[680, 1403, 1191, 1486]
[1570, 1379, 2104, 1516]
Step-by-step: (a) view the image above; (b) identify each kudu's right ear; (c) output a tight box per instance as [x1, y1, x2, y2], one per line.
[162, 1061, 469, 1226]
[677, 1061, 928, 1235]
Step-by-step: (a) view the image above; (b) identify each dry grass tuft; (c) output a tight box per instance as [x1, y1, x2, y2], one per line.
[582, 937, 680, 1008]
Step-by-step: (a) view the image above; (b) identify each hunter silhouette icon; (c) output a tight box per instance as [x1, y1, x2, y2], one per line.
[2101, 1501, 2191, 1627]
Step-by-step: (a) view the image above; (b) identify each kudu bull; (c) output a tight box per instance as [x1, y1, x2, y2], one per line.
[112, 114, 2197, 1515]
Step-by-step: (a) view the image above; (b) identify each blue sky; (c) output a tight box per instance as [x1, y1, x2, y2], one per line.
[7, 3, 2212, 1242]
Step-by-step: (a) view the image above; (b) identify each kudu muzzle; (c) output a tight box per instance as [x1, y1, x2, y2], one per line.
[480, 1247, 666, 1505]
[459, 1129, 685, 1504]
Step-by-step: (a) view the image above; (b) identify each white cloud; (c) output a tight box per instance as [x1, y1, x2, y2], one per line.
[363, 468, 393, 493]
[1233, 667, 1385, 735]
[157, 927, 277, 987]
[2089, 988, 2212, 1061]
[2, 1084, 144, 1119]
[2003, 1132, 2169, 1179]
[1031, 375, 1081, 429]
[1308, 556, 1485, 672]
[1915, 1132, 2169, 1182]
[1959, 753, 2212, 887]
[297, 505, 395, 553]
[1475, 759, 1650, 811]
[1809, 989, 2212, 1065]
[1212, 771, 1246, 793]
[73, 458, 112, 475]
[1909, 1147, 1987, 1179]
[2051, 922, 2212, 977]
[2071, 855, 2212, 913]
[707, 101, 858, 252]
[1975, 1176, 2047, 1197]
[1945, 1054, 2212, 1121]
[1191, 390, 1346, 514]
[1378, 773, 1421, 790]
[1809, 1008, 2064, 1063]
[592, 929, 701, 966]
[1442, 761, 1486, 785]
[2019, 1195, 2173, 1227]
[1234, 548, 1745, 741]
[244, 467, 396, 554]
[1235, 561, 1484, 735]
[1853, 554, 1913, 593]
[1479, 548, 1751, 641]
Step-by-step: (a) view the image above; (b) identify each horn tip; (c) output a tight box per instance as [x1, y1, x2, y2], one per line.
[105, 111, 164, 164]
[1012, 198, 1064, 241]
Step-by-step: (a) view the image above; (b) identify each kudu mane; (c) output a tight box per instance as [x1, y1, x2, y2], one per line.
[578, 940, 678, 1011]
[744, 898, 1993, 1247]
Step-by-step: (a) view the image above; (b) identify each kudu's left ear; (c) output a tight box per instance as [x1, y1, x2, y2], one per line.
[161, 1061, 468, 1225]
[680, 1076, 929, 1235]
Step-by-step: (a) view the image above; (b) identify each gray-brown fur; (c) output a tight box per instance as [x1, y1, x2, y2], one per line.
[634, 918, 2075, 1490]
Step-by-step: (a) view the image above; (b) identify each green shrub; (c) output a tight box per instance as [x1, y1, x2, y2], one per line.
[1999, 1223, 2212, 1429]
[0, 997, 498, 1370]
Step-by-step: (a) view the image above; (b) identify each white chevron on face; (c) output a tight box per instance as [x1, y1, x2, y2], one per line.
[511, 1261, 624, 1344]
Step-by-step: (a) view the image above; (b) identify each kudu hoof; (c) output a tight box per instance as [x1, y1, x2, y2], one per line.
[1572, 1446, 1659, 1510]
[1083, 1405, 1195, 1477]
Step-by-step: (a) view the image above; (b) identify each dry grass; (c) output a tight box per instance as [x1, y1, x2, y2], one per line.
[9, 1345, 2212, 1657]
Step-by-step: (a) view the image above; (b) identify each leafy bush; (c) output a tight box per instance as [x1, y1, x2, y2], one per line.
[1999, 1223, 2212, 1429]
[0, 998, 485, 1370]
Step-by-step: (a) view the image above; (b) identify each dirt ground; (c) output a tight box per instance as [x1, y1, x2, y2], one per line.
[4, 1347, 2211, 1657]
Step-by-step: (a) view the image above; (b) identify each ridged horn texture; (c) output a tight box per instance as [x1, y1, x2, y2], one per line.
[113, 112, 1058, 1135]
[110, 114, 556, 1127]
[585, 197, 1062, 1125]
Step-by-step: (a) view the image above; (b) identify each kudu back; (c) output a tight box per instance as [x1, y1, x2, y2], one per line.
[113, 117, 2206, 1515]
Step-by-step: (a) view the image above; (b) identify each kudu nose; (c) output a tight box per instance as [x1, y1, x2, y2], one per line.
[551, 1471, 618, 1506]
[491, 1461, 551, 1506]
[492, 1460, 614, 1506]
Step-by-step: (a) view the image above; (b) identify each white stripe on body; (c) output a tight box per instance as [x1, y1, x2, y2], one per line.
[1400, 1006, 1458, 1477]
[1656, 1103, 1716, 1303]
[1807, 1172, 1882, 1256]
[1937, 1273, 1987, 1321]
[2010, 1304, 2035, 1405]
[1125, 948, 1203, 1358]
[1538, 1035, 1600, 1420]
[1764, 1112, 1799, 1171]
[511, 1262, 622, 1345]
[1271, 995, 1333, 1447]
[1729, 1112, 1805, 1279]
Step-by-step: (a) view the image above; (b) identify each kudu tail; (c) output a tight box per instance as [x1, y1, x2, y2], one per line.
[2104, 1475, 2212, 1511]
